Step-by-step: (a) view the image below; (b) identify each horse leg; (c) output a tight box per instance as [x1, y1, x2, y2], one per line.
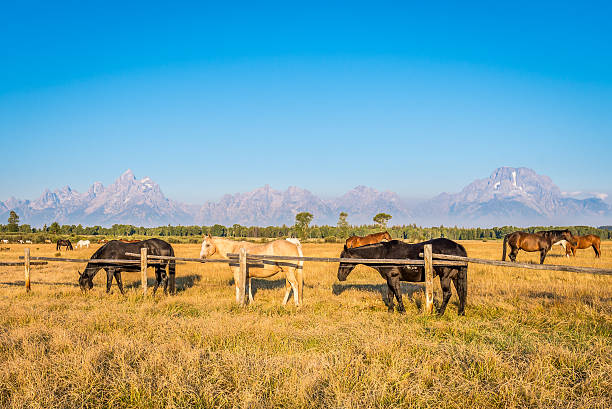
[152, 267, 162, 296]
[232, 267, 240, 303]
[539, 249, 548, 264]
[593, 244, 601, 258]
[105, 268, 114, 293]
[114, 271, 125, 295]
[385, 285, 395, 312]
[438, 272, 452, 316]
[509, 247, 518, 262]
[248, 277, 254, 303]
[282, 279, 292, 305]
[285, 269, 300, 306]
[387, 271, 404, 313]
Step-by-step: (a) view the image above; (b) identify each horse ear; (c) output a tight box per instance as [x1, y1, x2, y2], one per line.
[208, 233, 212, 238]
[344, 244, 347, 251]
[77, 270, 82, 277]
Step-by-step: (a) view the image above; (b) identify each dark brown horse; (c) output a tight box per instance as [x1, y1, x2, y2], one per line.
[56, 239, 73, 251]
[345, 231, 392, 249]
[565, 234, 601, 257]
[502, 230, 575, 264]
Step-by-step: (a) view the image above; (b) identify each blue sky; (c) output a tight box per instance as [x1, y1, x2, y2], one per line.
[1, 1, 611, 204]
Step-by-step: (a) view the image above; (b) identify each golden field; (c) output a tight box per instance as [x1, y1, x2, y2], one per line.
[0, 240, 611, 408]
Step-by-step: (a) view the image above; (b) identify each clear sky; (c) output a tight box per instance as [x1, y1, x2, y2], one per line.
[1, 1, 611, 204]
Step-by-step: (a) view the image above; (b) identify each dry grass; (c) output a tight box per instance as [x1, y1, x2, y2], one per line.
[0, 241, 610, 408]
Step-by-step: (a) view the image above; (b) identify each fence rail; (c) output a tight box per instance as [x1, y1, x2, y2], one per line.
[419, 252, 612, 276]
[2, 244, 611, 311]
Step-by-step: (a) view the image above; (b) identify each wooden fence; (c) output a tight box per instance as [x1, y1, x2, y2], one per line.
[3, 244, 612, 313]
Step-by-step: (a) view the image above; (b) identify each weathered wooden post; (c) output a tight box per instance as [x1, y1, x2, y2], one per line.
[423, 244, 434, 314]
[238, 247, 247, 305]
[24, 248, 31, 292]
[140, 247, 148, 297]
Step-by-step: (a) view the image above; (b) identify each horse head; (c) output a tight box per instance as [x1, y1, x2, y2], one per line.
[337, 247, 357, 281]
[200, 234, 217, 258]
[562, 230, 578, 246]
[77, 269, 93, 291]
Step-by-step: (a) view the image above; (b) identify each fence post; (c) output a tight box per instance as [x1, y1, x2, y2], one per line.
[141, 247, 148, 297]
[424, 244, 434, 314]
[238, 248, 247, 305]
[24, 248, 31, 292]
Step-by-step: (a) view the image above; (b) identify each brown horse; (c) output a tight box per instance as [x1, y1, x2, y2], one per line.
[565, 234, 601, 257]
[502, 231, 573, 264]
[345, 231, 392, 248]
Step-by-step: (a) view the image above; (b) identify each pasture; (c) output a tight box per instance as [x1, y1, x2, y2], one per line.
[0, 241, 611, 408]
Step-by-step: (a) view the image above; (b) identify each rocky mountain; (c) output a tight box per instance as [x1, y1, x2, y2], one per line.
[414, 167, 610, 226]
[0, 167, 609, 227]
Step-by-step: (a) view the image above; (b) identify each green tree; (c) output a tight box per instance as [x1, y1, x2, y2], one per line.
[295, 212, 313, 239]
[373, 213, 392, 230]
[7, 211, 19, 232]
[337, 212, 349, 238]
[210, 224, 226, 237]
[48, 222, 61, 234]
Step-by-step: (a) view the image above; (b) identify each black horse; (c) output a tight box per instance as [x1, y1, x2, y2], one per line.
[337, 238, 468, 316]
[78, 238, 176, 295]
[56, 239, 73, 251]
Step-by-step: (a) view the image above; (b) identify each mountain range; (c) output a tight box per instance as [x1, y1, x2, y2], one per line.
[1, 168, 609, 227]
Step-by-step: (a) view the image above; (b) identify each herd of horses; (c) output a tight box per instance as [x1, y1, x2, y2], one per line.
[57, 229, 602, 316]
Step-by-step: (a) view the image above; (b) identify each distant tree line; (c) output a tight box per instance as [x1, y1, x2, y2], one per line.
[1, 209, 611, 241]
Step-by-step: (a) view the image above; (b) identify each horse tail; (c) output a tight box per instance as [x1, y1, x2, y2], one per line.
[502, 234, 509, 261]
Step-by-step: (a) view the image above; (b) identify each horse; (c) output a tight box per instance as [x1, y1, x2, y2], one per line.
[565, 234, 601, 258]
[345, 231, 392, 249]
[200, 235, 304, 306]
[501, 230, 574, 264]
[56, 239, 73, 251]
[337, 238, 468, 315]
[75, 239, 91, 249]
[535, 229, 577, 257]
[78, 238, 176, 295]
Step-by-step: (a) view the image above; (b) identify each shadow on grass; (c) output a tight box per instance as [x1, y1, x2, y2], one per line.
[0, 281, 78, 287]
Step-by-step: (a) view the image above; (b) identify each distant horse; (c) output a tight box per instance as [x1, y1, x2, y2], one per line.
[345, 231, 392, 249]
[200, 235, 304, 306]
[75, 240, 91, 249]
[56, 239, 73, 251]
[337, 238, 468, 316]
[565, 235, 601, 258]
[44, 239, 52, 244]
[78, 238, 176, 295]
[502, 230, 575, 264]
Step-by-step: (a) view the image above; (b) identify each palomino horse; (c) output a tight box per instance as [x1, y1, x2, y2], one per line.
[200, 235, 304, 306]
[502, 230, 575, 264]
[345, 231, 392, 249]
[565, 234, 601, 258]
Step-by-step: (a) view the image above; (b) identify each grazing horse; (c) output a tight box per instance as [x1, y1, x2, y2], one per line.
[501, 230, 574, 264]
[345, 231, 392, 249]
[565, 234, 601, 258]
[75, 240, 91, 249]
[78, 238, 176, 295]
[200, 235, 304, 306]
[337, 238, 468, 316]
[56, 239, 73, 251]
[536, 229, 577, 257]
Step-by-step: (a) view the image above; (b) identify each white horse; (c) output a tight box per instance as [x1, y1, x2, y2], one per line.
[75, 240, 91, 249]
[25, 240, 32, 244]
[200, 235, 304, 306]
[1, 239, 8, 244]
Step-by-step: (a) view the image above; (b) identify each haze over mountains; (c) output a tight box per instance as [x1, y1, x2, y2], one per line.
[1, 168, 609, 227]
